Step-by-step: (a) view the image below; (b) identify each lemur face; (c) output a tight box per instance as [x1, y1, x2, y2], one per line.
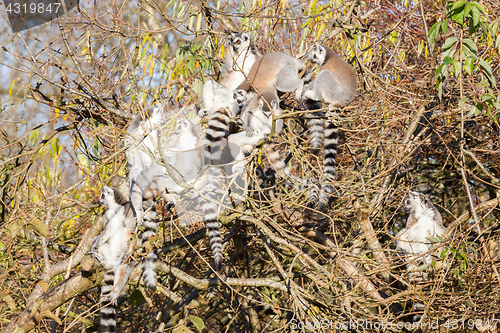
[233, 89, 248, 108]
[404, 191, 431, 213]
[99, 186, 114, 206]
[147, 106, 165, 128]
[229, 32, 251, 54]
[174, 119, 190, 134]
[307, 44, 326, 66]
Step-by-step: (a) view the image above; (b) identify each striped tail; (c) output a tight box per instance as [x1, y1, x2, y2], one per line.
[142, 252, 157, 289]
[306, 100, 324, 155]
[205, 107, 232, 164]
[202, 175, 223, 272]
[317, 120, 339, 212]
[201, 107, 230, 271]
[140, 207, 158, 243]
[140, 207, 158, 289]
[100, 270, 118, 333]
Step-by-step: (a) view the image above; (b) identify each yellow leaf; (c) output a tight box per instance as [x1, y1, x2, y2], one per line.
[30, 218, 49, 236]
[3, 295, 17, 310]
[7, 221, 21, 238]
[8, 79, 16, 98]
[37, 280, 49, 292]
[43, 309, 63, 325]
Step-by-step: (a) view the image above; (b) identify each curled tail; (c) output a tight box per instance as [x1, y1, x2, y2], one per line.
[318, 120, 339, 212]
[100, 270, 118, 333]
[140, 207, 158, 289]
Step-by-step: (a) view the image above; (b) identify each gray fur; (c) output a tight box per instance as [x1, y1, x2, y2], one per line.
[301, 44, 357, 109]
[200, 32, 259, 118]
[302, 45, 357, 214]
[90, 186, 135, 333]
[395, 191, 446, 275]
[228, 92, 282, 174]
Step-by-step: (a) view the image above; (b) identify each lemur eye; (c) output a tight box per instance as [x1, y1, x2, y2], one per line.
[235, 40, 241, 45]
[405, 199, 411, 206]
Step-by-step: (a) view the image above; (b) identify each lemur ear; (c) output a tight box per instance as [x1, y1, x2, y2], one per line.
[270, 100, 278, 110]
[258, 98, 264, 109]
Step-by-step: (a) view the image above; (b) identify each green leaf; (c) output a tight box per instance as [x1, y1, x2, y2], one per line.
[471, 6, 480, 27]
[441, 20, 448, 35]
[450, 0, 466, 11]
[452, 59, 461, 77]
[435, 64, 445, 77]
[442, 56, 454, 65]
[441, 37, 457, 60]
[442, 37, 458, 52]
[480, 94, 495, 104]
[187, 316, 205, 332]
[451, 8, 466, 26]
[428, 22, 441, 46]
[463, 3, 472, 20]
[464, 57, 474, 75]
[471, 2, 487, 16]
[479, 21, 489, 38]
[437, 81, 443, 100]
[426, 236, 441, 243]
[458, 96, 469, 107]
[492, 19, 500, 35]
[29, 129, 39, 146]
[478, 59, 496, 87]
[462, 39, 478, 59]
[466, 104, 477, 117]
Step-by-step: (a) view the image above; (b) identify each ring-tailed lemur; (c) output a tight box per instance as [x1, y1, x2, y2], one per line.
[200, 32, 260, 119]
[88, 186, 136, 333]
[301, 44, 357, 213]
[133, 117, 225, 272]
[395, 191, 446, 275]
